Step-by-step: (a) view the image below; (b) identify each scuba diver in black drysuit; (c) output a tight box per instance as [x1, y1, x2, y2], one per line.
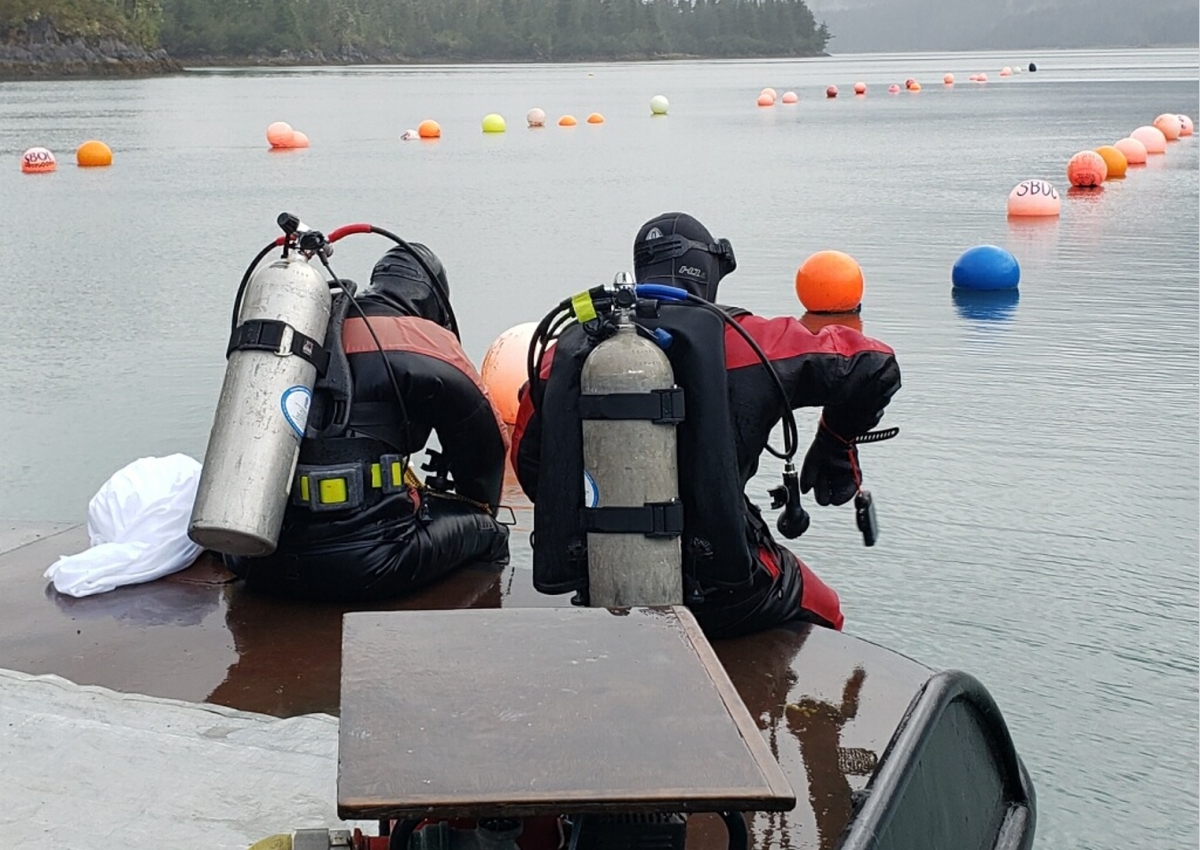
[226, 244, 510, 601]
[512, 213, 901, 638]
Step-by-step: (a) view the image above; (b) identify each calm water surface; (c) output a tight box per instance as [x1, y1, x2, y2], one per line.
[1, 48, 1197, 850]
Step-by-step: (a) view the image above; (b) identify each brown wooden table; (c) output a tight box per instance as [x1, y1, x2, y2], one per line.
[338, 606, 795, 821]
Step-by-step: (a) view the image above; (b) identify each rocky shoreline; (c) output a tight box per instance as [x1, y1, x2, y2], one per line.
[0, 19, 181, 80]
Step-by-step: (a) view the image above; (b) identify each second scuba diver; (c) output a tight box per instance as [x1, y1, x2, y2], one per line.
[226, 243, 511, 601]
[510, 212, 902, 638]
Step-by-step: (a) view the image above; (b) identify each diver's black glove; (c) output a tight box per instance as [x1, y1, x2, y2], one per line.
[800, 420, 860, 507]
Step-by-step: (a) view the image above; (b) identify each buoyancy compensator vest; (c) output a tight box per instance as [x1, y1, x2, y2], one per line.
[531, 300, 756, 598]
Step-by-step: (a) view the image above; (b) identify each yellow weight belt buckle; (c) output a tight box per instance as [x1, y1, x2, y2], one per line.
[295, 463, 365, 512]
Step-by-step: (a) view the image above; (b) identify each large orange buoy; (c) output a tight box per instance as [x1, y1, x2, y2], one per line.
[794, 250, 864, 313]
[1114, 137, 1148, 164]
[76, 140, 113, 167]
[1153, 113, 1182, 141]
[418, 119, 442, 139]
[480, 322, 538, 426]
[757, 93, 775, 107]
[1131, 125, 1166, 154]
[1067, 150, 1107, 187]
[21, 147, 56, 173]
[1094, 145, 1127, 179]
[266, 121, 294, 148]
[1006, 179, 1060, 216]
[586, 112, 605, 124]
[558, 114, 578, 126]
[908, 82, 922, 92]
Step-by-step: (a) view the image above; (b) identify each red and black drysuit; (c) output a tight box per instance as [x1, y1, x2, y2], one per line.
[227, 252, 510, 601]
[510, 303, 900, 638]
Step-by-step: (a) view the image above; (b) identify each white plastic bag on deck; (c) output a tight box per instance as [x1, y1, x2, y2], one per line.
[45, 454, 205, 598]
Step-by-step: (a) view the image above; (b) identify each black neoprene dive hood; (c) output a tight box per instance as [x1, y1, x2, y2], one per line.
[367, 243, 454, 330]
[633, 212, 737, 302]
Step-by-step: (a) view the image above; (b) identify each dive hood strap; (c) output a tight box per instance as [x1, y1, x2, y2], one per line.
[578, 387, 685, 425]
[228, 319, 331, 375]
[581, 500, 685, 539]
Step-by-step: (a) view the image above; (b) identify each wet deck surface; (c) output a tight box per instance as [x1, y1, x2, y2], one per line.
[0, 520, 932, 850]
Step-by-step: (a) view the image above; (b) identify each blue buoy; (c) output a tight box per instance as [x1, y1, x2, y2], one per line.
[952, 245, 1020, 291]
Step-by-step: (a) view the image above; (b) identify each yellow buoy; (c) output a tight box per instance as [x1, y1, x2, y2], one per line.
[1094, 145, 1127, 179]
[76, 140, 113, 167]
[482, 113, 507, 133]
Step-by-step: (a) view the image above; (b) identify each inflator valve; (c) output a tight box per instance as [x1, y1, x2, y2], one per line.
[770, 461, 810, 539]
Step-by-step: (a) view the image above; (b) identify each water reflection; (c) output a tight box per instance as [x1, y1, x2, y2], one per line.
[951, 287, 1020, 322]
[800, 311, 864, 335]
[45, 562, 229, 627]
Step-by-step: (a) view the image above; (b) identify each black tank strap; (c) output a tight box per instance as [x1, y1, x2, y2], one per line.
[580, 500, 684, 538]
[578, 388, 685, 424]
[228, 319, 331, 375]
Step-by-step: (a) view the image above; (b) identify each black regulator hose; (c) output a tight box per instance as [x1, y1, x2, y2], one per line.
[230, 240, 281, 333]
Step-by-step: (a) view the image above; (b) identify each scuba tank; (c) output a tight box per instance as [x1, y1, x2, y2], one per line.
[190, 224, 334, 556]
[580, 293, 683, 607]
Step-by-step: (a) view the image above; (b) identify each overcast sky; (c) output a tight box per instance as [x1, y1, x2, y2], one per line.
[802, 0, 1200, 53]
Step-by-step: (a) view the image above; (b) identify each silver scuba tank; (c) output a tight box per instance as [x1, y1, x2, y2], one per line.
[189, 255, 333, 556]
[580, 312, 683, 607]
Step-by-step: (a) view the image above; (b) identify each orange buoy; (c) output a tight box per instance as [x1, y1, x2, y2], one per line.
[21, 147, 56, 173]
[291, 131, 310, 148]
[266, 121, 294, 148]
[825, 86, 838, 99]
[480, 322, 538, 426]
[853, 82, 866, 95]
[794, 250, 864, 313]
[1179, 115, 1194, 136]
[1114, 137, 1147, 164]
[1153, 113, 1182, 141]
[586, 112, 605, 124]
[943, 73, 955, 85]
[800, 311, 863, 335]
[558, 115, 577, 126]
[1094, 145, 1127, 179]
[1067, 150, 1107, 187]
[418, 119, 442, 139]
[781, 91, 798, 104]
[1006, 180, 1061, 217]
[908, 82, 922, 92]
[76, 140, 112, 167]
[757, 93, 775, 107]
[1131, 125, 1166, 153]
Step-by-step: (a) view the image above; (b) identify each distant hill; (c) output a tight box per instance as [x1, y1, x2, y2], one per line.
[807, 0, 1200, 53]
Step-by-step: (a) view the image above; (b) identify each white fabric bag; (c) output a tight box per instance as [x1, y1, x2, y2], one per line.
[45, 454, 205, 597]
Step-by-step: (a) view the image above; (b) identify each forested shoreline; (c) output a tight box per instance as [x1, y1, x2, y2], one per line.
[0, 0, 830, 77]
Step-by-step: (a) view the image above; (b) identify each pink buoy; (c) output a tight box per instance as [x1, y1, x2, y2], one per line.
[1007, 180, 1061, 217]
[943, 73, 955, 85]
[826, 85, 838, 98]
[977, 73, 989, 82]
[887, 84, 900, 94]
[853, 82, 866, 95]
[1114, 137, 1148, 165]
[904, 78, 915, 89]
[21, 147, 56, 173]
[781, 91, 798, 104]
[266, 121, 295, 148]
[527, 108, 546, 128]
[1067, 150, 1107, 187]
[757, 93, 775, 107]
[291, 131, 310, 148]
[1131, 125, 1167, 154]
[1000, 66, 1013, 76]
[1153, 113, 1182, 141]
[1178, 115, 1193, 136]
[761, 87, 777, 100]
